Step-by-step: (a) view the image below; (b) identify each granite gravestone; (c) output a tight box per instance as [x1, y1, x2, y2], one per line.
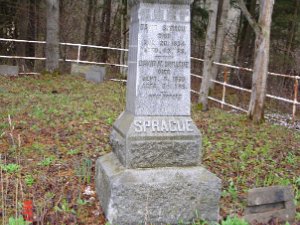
[71, 63, 105, 83]
[95, 1, 221, 224]
[244, 186, 296, 223]
[0, 65, 19, 76]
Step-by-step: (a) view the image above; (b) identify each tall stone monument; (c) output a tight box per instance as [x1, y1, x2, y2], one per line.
[95, 0, 221, 224]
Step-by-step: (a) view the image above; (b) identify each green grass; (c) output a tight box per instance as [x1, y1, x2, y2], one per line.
[0, 74, 299, 224]
[192, 105, 300, 217]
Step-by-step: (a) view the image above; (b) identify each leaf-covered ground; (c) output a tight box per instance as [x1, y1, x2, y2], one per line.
[0, 74, 299, 224]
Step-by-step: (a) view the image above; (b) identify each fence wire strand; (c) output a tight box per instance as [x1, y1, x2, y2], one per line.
[0, 38, 299, 121]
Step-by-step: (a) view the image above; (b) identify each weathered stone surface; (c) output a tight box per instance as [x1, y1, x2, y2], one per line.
[245, 202, 285, 214]
[0, 65, 19, 76]
[126, 1, 191, 116]
[244, 206, 296, 224]
[111, 111, 201, 168]
[95, 0, 221, 224]
[71, 63, 91, 75]
[111, 0, 202, 168]
[247, 186, 294, 206]
[85, 65, 105, 83]
[96, 153, 221, 225]
[129, 0, 194, 7]
[244, 186, 296, 224]
[71, 63, 105, 83]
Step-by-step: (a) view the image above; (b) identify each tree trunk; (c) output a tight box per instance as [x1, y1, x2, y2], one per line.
[90, 0, 97, 45]
[46, 0, 60, 72]
[16, 0, 29, 71]
[248, 0, 274, 123]
[198, 0, 219, 110]
[238, 0, 257, 64]
[99, 0, 112, 62]
[34, 0, 43, 71]
[82, 0, 94, 60]
[284, 0, 299, 71]
[210, 0, 230, 87]
[233, 0, 256, 88]
[26, 0, 37, 70]
[120, 0, 127, 75]
[237, 0, 274, 123]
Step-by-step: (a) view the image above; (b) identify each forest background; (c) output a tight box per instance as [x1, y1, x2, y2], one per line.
[0, 0, 300, 122]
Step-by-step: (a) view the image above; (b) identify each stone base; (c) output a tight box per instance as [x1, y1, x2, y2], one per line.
[95, 153, 221, 225]
[111, 111, 201, 168]
[244, 186, 296, 223]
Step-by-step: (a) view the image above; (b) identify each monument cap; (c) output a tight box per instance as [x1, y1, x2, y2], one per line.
[128, 0, 194, 7]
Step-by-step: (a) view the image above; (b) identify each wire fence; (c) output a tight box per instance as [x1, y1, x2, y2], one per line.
[190, 57, 300, 119]
[0, 38, 299, 122]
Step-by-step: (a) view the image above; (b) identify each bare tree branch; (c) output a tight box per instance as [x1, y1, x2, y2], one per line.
[236, 0, 260, 35]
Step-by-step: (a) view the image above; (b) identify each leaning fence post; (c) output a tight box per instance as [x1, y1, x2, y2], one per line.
[77, 45, 81, 63]
[293, 77, 299, 123]
[221, 68, 228, 109]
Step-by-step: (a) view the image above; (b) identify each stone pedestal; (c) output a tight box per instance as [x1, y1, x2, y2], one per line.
[95, 0, 221, 224]
[96, 153, 221, 225]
